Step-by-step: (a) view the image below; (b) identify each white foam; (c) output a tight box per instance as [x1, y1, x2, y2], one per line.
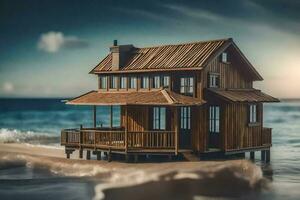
[0, 128, 59, 146]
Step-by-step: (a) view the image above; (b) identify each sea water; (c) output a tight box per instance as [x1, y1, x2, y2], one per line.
[0, 98, 299, 200]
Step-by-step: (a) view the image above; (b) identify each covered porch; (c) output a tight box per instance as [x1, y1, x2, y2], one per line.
[61, 89, 204, 160]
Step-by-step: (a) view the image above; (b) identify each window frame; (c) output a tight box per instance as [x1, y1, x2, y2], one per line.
[141, 76, 149, 89]
[152, 75, 161, 89]
[221, 52, 228, 63]
[128, 76, 137, 89]
[208, 73, 220, 88]
[153, 107, 166, 130]
[119, 76, 127, 89]
[162, 76, 170, 88]
[99, 76, 108, 89]
[248, 104, 258, 125]
[109, 76, 118, 89]
[180, 76, 194, 96]
[180, 106, 191, 130]
[209, 105, 220, 134]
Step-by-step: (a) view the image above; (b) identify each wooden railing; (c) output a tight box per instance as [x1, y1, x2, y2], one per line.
[262, 127, 272, 146]
[61, 128, 176, 152]
[128, 131, 175, 149]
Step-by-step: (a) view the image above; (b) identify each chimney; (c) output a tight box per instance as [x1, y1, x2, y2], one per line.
[110, 40, 133, 71]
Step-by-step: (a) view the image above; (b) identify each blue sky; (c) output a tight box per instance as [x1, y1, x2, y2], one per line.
[0, 0, 299, 98]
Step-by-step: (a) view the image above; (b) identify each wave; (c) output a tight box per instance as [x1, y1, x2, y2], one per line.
[0, 150, 269, 200]
[0, 128, 60, 145]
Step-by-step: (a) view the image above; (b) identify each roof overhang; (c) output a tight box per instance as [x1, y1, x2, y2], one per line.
[66, 90, 205, 106]
[205, 88, 280, 103]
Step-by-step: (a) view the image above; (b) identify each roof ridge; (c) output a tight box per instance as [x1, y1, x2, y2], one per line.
[161, 90, 175, 104]
[137, 38, 232, 50]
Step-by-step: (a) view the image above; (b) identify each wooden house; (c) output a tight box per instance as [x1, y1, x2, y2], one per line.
[61, 38, 279, 162]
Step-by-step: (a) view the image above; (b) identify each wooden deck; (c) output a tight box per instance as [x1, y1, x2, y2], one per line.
[61, 128, 177, 155]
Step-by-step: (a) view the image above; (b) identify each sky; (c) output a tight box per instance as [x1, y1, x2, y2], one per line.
[0, 0, 299, 98]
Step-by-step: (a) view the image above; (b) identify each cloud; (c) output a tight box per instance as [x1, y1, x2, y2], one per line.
[37, 31, 89, 53]
[3, 82, 14, 93]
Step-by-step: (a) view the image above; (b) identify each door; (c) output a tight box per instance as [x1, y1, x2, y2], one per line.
[179, 106, 191, 149]
[208, 106, 220, 148]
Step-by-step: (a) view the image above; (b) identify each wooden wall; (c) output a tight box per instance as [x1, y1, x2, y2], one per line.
[191, 105, 208, 152]
[222, 103, 263, 151]
[201, 55, 253, 89]
[121, 105, 175, 132]
[121, 106, 149, 131]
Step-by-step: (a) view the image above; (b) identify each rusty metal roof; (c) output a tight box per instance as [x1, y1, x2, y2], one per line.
[90, 38, 231, 73]
[206, 89, 280, 103]
[66, 90, 204, 106]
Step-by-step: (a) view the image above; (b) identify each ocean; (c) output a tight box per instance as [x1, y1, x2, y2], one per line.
[0, 98, 299, 200]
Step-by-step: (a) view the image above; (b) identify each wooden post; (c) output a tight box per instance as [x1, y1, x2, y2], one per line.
[250, 151, 255, 160]
[97, 151, 101, 160]
[79, 149, 83, 159]
[134, 154, 138, 163]
[86, 150, 91, 160]
[108, 149, 112, 162]
[110, 105, 113, 128]
[174, 106, 179, 155]
[93, 106, 97, 128]
[261, 150, 266, 161]
[125, 105, 128, 153]
[266, 149, 270, 163]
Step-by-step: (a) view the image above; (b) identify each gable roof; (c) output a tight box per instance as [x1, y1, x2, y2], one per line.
[89, 38, 263, 80]
[90, 38, 230, 73]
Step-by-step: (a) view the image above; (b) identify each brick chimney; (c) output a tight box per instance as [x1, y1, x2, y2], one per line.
[110, 40, 133, 71]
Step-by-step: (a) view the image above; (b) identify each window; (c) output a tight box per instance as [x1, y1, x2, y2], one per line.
[128, 77, 137, 89]
[209, 74, 219, 88]
[249, 104, 257, 123]
[153, 107, 166, 130]
[110, 76, 118, 89]
[141, 76, 149, 89]
[180, 77, 194, 95]
[162, 76, 170, 88]
[99, 76, 107, 89]
[221, 52, 228, 63]
[153, 76, 161, 88]
[209, 106, 220, 133]
[180, 107, 191, 129]
[120, 76, 127, 89]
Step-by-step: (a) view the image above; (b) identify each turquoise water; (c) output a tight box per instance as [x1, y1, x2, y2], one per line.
[0, 99, 299, 199]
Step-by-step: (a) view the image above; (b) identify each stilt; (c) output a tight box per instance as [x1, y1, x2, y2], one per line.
[79, 149, 83, 159]
[97, 152, 101, 160]
[261, 150, 266, 161]
[250, 151, 255, 160]
[266, 150, 270, 163]
[125, 154, 129, 162]
[168, 155, 172, 161]
[134, 154, 138, 163]
[66, 153, 70, 159]
[107, 149, 112, 162]
[86, 150, 91, 160]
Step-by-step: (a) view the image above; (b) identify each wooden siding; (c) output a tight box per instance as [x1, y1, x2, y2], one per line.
[222, 103, 263, 151]
[191, 105, 208, 152]
[121, 106, 149, 132]
[202, 56, 253, 89]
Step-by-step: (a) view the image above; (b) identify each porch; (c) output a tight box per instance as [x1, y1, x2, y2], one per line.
[61, 128, 177, 154]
